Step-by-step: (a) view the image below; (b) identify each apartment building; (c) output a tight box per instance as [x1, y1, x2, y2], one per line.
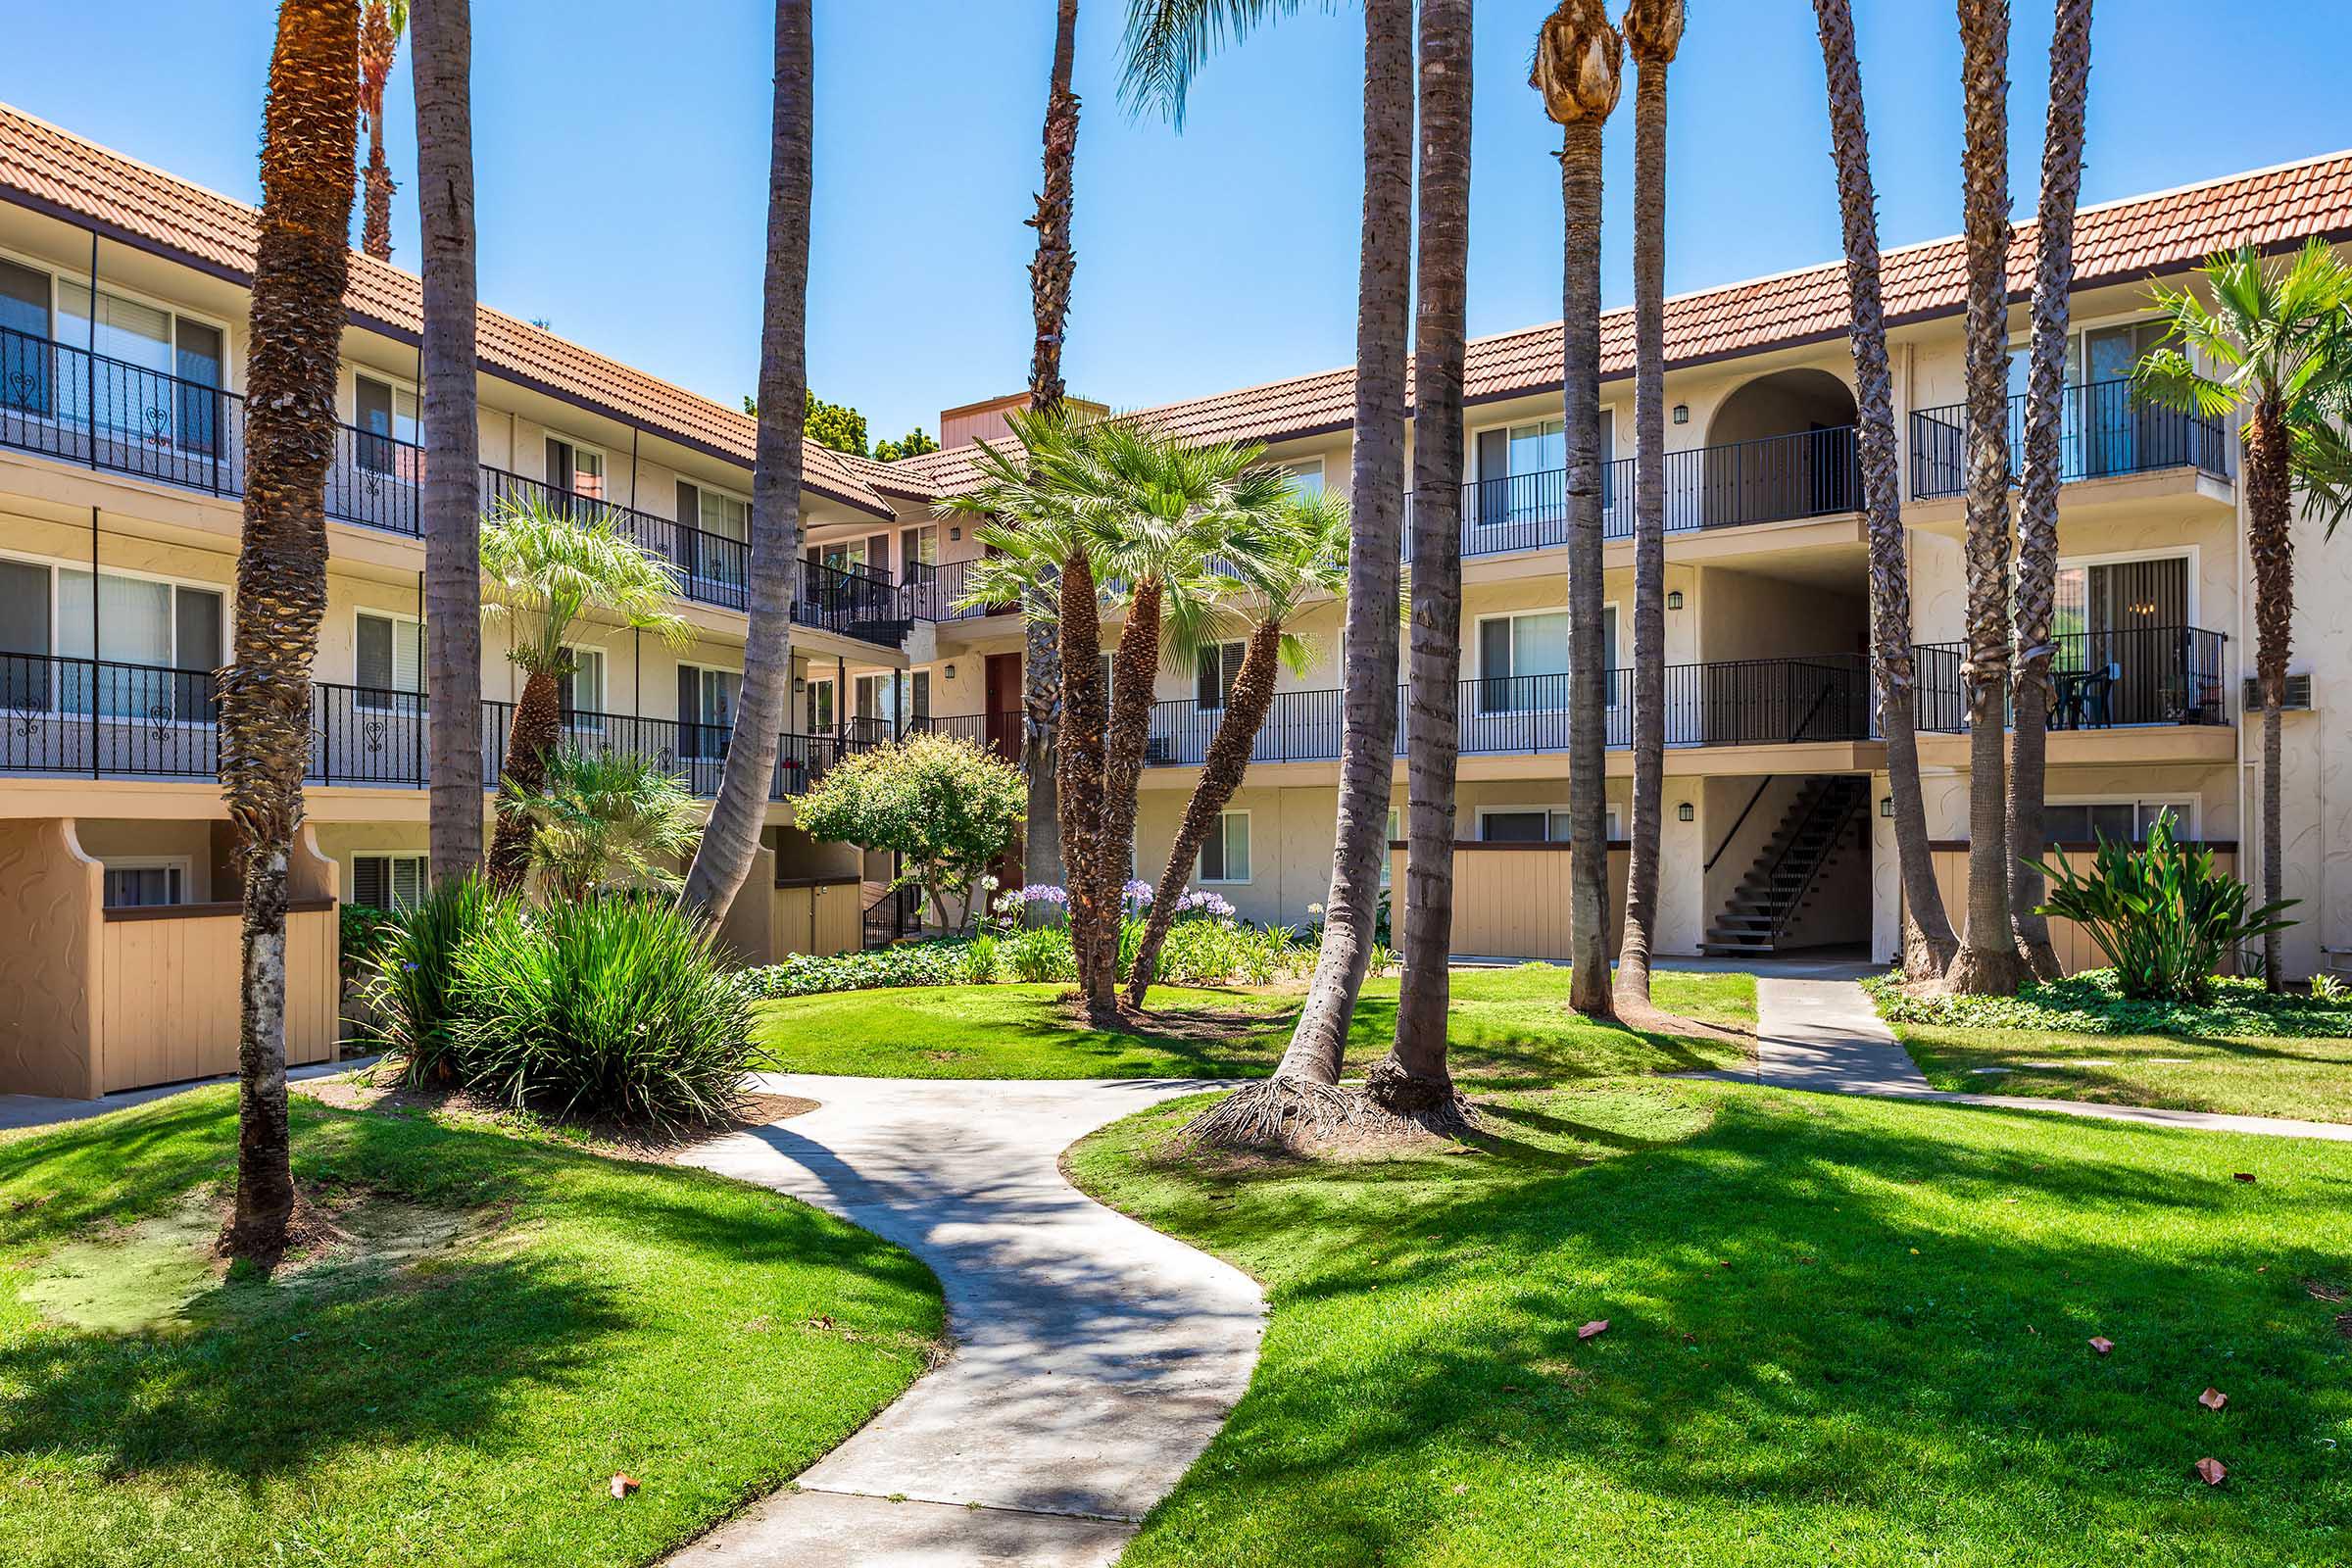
[2, 98, 2348, 1093]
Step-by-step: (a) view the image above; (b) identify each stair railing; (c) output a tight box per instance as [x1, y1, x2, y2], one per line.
[1704, 776, 1776, 873]
[1765, 787, 1865, 943]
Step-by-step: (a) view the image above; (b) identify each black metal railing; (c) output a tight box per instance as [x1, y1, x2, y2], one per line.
[0, 652, 221, 777]
[1911, 625, 2230, 731]
[925, 557, 1019, 621]
[1908, 377, 2232, 499]
[912, 708, 1023, 762]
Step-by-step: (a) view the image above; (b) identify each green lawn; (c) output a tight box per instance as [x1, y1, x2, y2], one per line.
[1896, 1022, 2352, 1124]
[1070, 1084, 2352, 1567]
[0, 1087, 944, 1568]
[751, 966, 1756, 1081]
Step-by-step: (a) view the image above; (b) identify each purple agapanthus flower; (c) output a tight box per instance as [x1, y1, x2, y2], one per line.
[1122, 879, 1155, 906]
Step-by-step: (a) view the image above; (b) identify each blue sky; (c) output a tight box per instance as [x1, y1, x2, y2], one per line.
[5, 2, 2346, 445]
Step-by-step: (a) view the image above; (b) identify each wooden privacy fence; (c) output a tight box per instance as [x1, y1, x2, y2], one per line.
[1390, 841, 1630, 961]
[1920, 842, 2240, 976]
[100, 901, 339, 1092]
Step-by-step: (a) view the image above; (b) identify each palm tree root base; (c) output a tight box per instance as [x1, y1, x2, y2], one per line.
[1941, 942, 2029, 997]
[1362, 1058, 1482, 1137]
[1184, 1075, 1481, 1152]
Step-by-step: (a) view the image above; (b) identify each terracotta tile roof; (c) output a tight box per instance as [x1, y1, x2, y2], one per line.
[889, 148, 2352, 501]
[0, 103, 892, 517]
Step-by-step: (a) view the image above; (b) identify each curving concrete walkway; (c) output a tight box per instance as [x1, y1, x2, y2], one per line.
[1724, 974, 2352, 1143]
[671, 1074, 1264, 1568]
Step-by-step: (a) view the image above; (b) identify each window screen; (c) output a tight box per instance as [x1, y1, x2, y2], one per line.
[353, 854, 426, 910]
[1196, 643, 1246, 710]
[103, 864, 182, 907]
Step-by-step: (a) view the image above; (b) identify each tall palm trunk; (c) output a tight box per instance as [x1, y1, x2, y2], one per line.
[1055, 555, 1110, 992]
[220, 0, 358, 1266]
[681, 0, 812, 921]
[1023, 0, 1081, 903]
[1945, 0, 2024, 996]
[488, 662, 563, 889]
[1813, 0, 1957, 975]
[359, 0, 398, 261]
[2246, 402, 2292, 989]
[2008, 0, 2091, 981]
[1129, 620, 1281, 1007]
[1266, 0, 1412, 1086]
[1615, 1, 1682, 1007]
[413, 0, 482, 885]
[1089, 577, 1164, 1013]
[1374, 0, 1473, 1116]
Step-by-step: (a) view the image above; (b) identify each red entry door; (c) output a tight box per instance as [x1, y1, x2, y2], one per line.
[985, 653, 1022, 763]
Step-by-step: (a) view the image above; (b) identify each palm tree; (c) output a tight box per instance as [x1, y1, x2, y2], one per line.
[680, 0, 812, 922]
[497, 747, 702, 904]
[1129, 493, 1349, 1008]
[1612, 0, 1683, 1010]
[1944, 0, 2024, 997]
[1020, 0, 1083, 906]
[218, 0, 359, 1266]
[1812, 0, 1958, 977]
[358, 0, 406, 260]
[479, 498, 692, 891]
[2007, 0, 2092, 982]
[1535, 0, 1623, 1017]
[2136, 236, 2352, 988]
[1370, 0, 1474, 1121]
[411, 0, 481, 886]
[1125, 0, 1414, 1130]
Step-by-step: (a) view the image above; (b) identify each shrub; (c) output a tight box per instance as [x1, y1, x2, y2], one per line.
[793, 733, 1025, 929]
[453, 895, 752, 1130]
[1003, 924, 1077, 983]
[340, 902, 398, 988]
[1152, 917, 1309, 987]
[738, 941, 982, 1000]
[496, 746, 701, 901]
[2032, 810, 2296, 1003]
[360, 877, 497, 1087]
[959, 934, 1001, 985]
[1861, 966, 2352, 1040]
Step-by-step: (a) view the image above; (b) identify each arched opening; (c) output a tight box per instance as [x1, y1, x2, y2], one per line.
[1691, 368, 1860, 528]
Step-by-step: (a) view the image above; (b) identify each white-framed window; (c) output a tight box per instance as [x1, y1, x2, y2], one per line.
[102, 858, 189, 908]
[1469, 412, 1613, 526]
[545, 435, 608, 503]
[675, 478, 749, 542]
[1473, 608, 1617, 712]
[2042, 798, 2197, 845]
[352, 853, 428, 911]
[804, 674, 835, 734]
[1380, 806, 1401, 888]
[854, 671, 899, 729]
[1199, 809, 1251, 884]
[0, 252, 230, 451]
[1273, 458, 1325, 497]
[356, 610, 424, 711]
[901, 524, 939, 568]
[560, 644, 607, 729]
[1478, 806, 1620, 844]
[680, 662, 742, 759]
[353, 370, 420, 477]
[0, 553, 226, 720]
[1196, 641, 1246, 710]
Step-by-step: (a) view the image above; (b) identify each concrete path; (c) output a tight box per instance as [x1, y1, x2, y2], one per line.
[1721, 976, 2352, 1144]
[672, 1074, 1264, 1568]
[0, 1055, 379, 1133]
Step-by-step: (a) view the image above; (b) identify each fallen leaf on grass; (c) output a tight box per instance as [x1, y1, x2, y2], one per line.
[2088, 1337, 2114, 1355]
[1578, 1320, 1610, 1342]
[2193, 1457, 2227, 1487]
[1451, 1484, 1469, 1495]
[2232, 1172, 2258, 1184]
[807, 1314, 836, 1330]
[2199, 1388, 2229, 1412]
[610, 1474, 639, 1500]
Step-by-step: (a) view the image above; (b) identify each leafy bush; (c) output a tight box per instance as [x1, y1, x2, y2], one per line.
[496, 746, 701, 901]
[1862, 967, 2352, 1040]
[2031, 810, 2296, 1003]
[1152, 917, 1309, 986]
[960, 934, 1001, 985]
[340, 902, 398, 987]
[1003, 924, 1078, 983]
[738, 941, 983, 1001]
[359, 877, 497, 1086]
[793, 734, 1025, 929]
[453, 895, 751, 1130]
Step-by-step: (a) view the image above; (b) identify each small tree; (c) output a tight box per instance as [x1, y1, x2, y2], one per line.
[496, 747, 702, 903]
[793, 733, 1025, 931]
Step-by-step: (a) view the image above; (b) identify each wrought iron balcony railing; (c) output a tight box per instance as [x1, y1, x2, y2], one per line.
[1907, 377, 2231, 500]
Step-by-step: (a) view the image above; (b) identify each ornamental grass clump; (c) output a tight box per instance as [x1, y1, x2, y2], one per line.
[2031, 809, 2297, 1003]
[360, 874, 496, 1087]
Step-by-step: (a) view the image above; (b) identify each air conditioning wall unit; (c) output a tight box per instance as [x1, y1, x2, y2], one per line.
[2241, 673, 2314, 710]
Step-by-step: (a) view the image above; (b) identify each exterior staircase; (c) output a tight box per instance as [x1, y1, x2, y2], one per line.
[1700, 775, 1868, 957]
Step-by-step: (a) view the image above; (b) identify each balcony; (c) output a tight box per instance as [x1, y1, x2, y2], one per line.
[1911, 625, 2230, 733]
[1407, 425, 1862, 563]
[0, 325, 916, 646]
[1907, 378, 2231, 500]
[0, 652, 878, 801]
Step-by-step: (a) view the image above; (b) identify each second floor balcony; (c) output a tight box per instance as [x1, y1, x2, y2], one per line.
[1907, 377, 2232, 499]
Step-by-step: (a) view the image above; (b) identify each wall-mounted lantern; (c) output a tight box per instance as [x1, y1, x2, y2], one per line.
[1666, 589, 1684, 611]
[1672, 404, 1690, 424]
[1882, 796, 1895, 818]
[943, 662, 957, 681]
[1677, 801, 1694, 823]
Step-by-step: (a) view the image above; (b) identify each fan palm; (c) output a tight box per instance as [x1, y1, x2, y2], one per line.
[1129, 491, 1351, 1007]
[2006, 0, 2092, 982]
[1534, 0, 1623, 1017]
[478, 497, 692, 891]
[2135, 236, 2352, 987]
[1812, 0, 1958, 977]
[1126, 0, 1413, 1121]
[219, 0, 359, 1266]
[411, 0, 481, 885]
[497, 747, 703, 904]
[1612, 0, 1684, 1010]
[680, 0, 814, 923]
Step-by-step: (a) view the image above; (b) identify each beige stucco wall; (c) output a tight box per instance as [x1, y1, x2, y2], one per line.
[0, 817, 103, 1097]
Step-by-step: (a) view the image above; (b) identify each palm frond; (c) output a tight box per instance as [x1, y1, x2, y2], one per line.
[478, 498, 692, 671]
[1119, 0, 1312, 129]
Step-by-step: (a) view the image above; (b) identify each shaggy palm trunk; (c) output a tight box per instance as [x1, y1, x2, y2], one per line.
[1090, 578, 1164, 1014]
[1373, 0, 1472, 1119]
[220, 0, 357, 1266]
[1189, 0, 1411, 1146]
[1128, 621, 1282, 1008]
[1813, 0, 1957, 975]
[1945, 0, 2024, 996]
[1021, 0, 1082, 900]
[2246, 403, 2292, 989]
[359, 0, 396, 260]
[681, 0, 812, 922]
[413, 0, 482, 885]
[1561, 115, 1613, 1015]
[1616, 41, 1671, 1007]
[487, 664, 563, 891]
[1054, 555, 1111, 1000]
[2008, 0, 2092, 981]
